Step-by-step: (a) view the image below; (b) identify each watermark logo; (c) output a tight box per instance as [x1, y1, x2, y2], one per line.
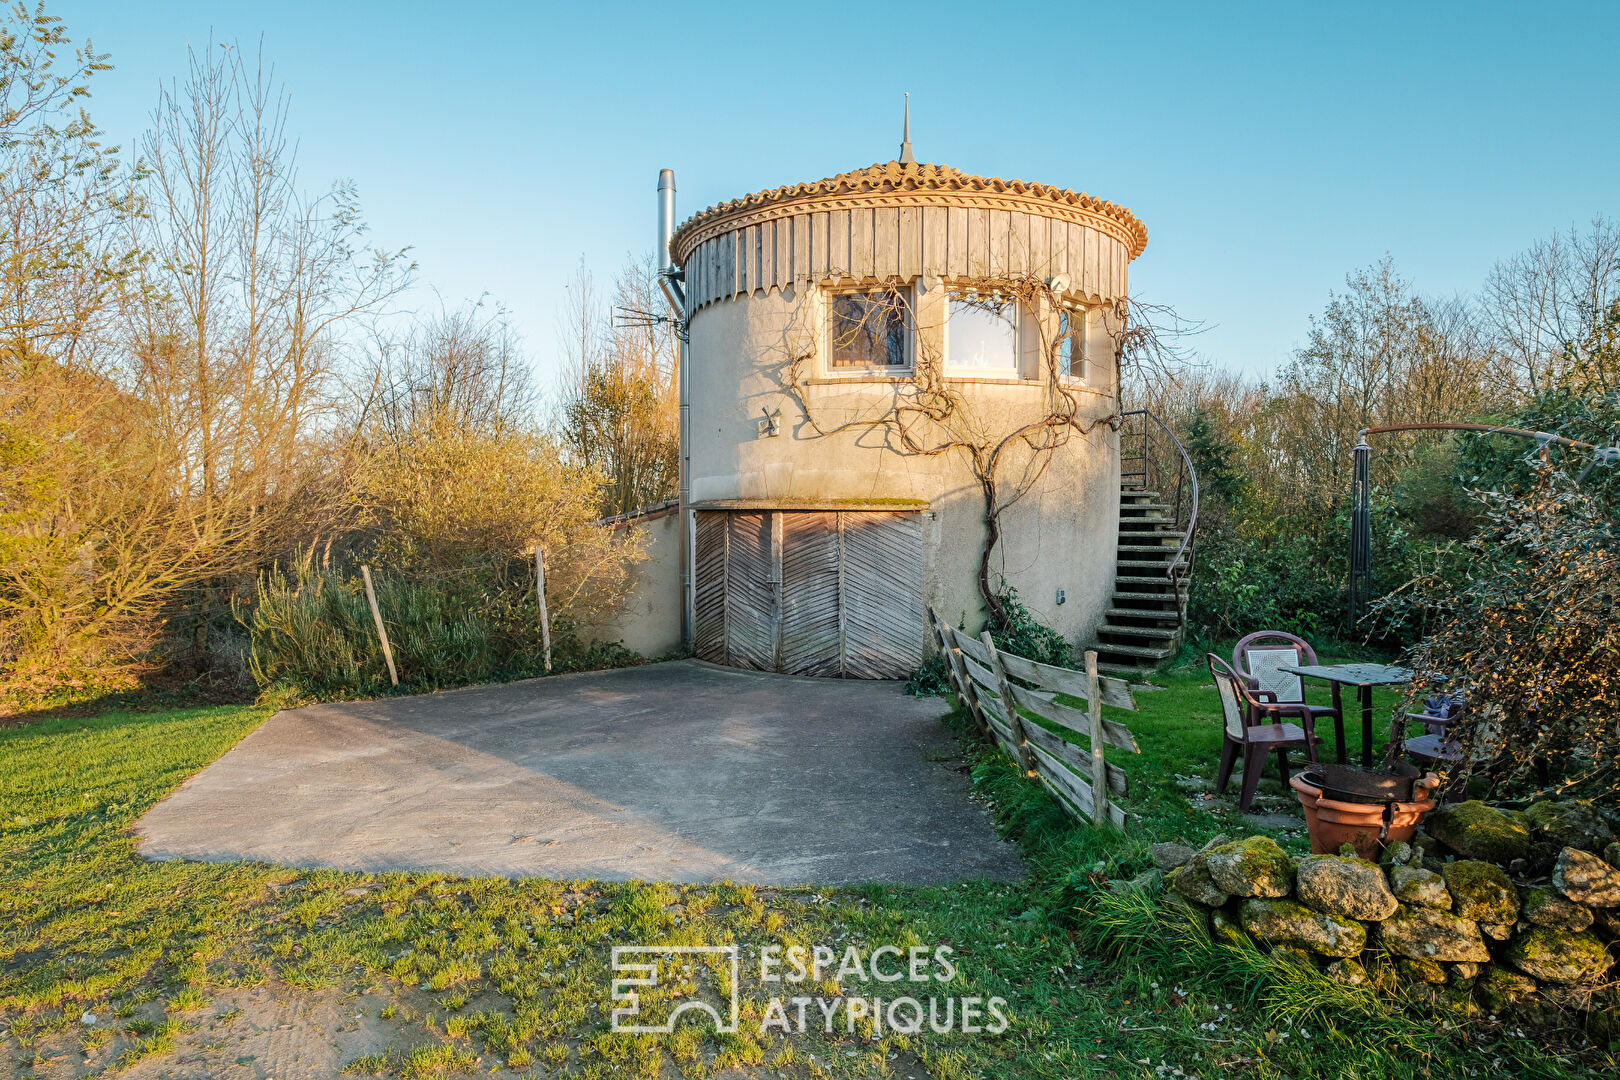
[610, 945, 740, 1034]
[609, 943, 1007, 1037]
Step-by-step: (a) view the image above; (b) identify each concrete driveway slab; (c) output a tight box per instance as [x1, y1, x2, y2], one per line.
[135, 660, 1024, 885]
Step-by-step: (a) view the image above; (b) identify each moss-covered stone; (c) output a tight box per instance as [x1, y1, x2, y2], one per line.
[1504, 927, 1613, 984]
[1476, 967, 1538, 1014]
[1449, 961, 1482, 980]
[1377, 905, 1491, 962]
[1107, 869, 1163, 896]
[1441, 860, 1519, 923]
[1150, 842, 1198, 871]
[1270, 944, 1316, 968]
[1554, 847, 1620, 907]
[1205, 836, 1293, 898]
[1240, 898, 1366, 958]
[1439, 981, 1484, 1020]
[1425, 800, 1531, 863]
[1521, 884, 1594, 931]
[1160, 891, 1212, 934]
[1166, 853, 1229, 908]
[1397, 956, 1448, 984]
[1524, 799, 1615, 851]
[1539, 982, 1604, 1012]
[1378, 840, 1423, 868]
[1295, 854, 1398, 920]
[1480, 922, 1513, 941]
[1210, 909, 1246, 949]
[1325, 958, 1368, 986]
[1390, 865, 1450, 909]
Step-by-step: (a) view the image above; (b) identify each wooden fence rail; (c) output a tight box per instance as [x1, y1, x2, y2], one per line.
[930, 608, 1139, 830]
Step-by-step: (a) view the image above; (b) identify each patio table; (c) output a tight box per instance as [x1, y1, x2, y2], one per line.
[1280, 663, 1412, 767]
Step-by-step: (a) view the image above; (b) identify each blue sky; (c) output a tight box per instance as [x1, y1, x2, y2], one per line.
[63, 1, 1620, 388]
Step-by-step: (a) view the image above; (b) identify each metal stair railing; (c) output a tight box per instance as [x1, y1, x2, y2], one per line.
[1117, 410, 1200, 629]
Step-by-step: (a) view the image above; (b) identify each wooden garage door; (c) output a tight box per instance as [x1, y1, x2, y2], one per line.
[692, 511, 729, 665]
[779, 513, 842, 675]
[693, 509, 922, 678]
[721, 512, 775, 671]
[839, 512, 925, 678]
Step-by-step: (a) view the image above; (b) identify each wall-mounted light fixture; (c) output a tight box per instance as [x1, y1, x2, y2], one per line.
[757, 407, 782, 438]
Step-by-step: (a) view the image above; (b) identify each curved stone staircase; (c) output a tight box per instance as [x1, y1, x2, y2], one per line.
[1090, 411, 1198, 679]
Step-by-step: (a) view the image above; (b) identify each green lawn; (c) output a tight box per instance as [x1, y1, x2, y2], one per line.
[1085, 650, 1417, 847]
[0, 662, 1607, 1078]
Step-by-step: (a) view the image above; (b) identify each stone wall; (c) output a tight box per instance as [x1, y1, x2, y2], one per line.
[1129, 799, 1620, 1031]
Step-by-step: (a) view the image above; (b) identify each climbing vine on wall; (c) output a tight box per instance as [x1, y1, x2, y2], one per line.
[769, 272, 1130, 627]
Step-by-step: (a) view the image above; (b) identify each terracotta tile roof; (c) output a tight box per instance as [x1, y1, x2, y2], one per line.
[670, 159, 1148, 262]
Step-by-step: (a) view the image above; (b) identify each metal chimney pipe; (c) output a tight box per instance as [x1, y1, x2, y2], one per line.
[657, 169, 676, 265]
[657, 168, 693, 648]
[656, 169, 684, 316]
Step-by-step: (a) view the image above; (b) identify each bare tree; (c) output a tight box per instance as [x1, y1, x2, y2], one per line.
[0, 9, 646, 705]
[554, 256, 679, 517]
[361, 298, 532, 443]
[1405, 294, 1501, 425]
[1263, 258, 1502, 504]
[347, 301, 640, 624]
[117, 40, 411, 662]
[1483, 217, 1620, 395]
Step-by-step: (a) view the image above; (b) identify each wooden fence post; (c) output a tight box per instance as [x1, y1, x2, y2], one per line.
[359, 564, 399, 687]
[928, 609, 980, 735]
[534, 545, 552, 674]
[982, 631, 1037, 776]
[1085, 650, 1111, 826]
[928, 610, 956, 691]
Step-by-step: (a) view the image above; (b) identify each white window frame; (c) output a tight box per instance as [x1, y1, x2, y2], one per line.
[943, 287, 1025, 379]
[1058, 304, 1091, 384]
[823, 285, 914, 377]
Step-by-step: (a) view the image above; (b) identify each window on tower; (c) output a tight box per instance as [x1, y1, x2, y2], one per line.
[827, 288, 912, 372]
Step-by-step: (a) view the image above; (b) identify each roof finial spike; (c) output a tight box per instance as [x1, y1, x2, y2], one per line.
[898, 92, 915, 166]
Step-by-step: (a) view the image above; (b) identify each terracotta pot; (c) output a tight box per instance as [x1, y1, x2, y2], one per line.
[1289, 771, 1440, 860]
[1313, 761, 1421, 804]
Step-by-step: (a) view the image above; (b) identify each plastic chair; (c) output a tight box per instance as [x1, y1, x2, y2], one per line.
[1233, 630, 1342, 755]
[1209, 653, 1322, 813]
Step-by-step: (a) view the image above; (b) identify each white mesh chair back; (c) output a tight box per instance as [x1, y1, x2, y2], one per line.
[1245, 646, 1304, 704]
[1212, 665, 1246, 740]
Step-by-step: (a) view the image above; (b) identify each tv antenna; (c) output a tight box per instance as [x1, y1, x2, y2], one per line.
[612, 305, 687, 342]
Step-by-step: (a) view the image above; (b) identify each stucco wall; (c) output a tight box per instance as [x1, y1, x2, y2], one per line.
[587, 510, 683, 659]
[684, 283, 1120, 650]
